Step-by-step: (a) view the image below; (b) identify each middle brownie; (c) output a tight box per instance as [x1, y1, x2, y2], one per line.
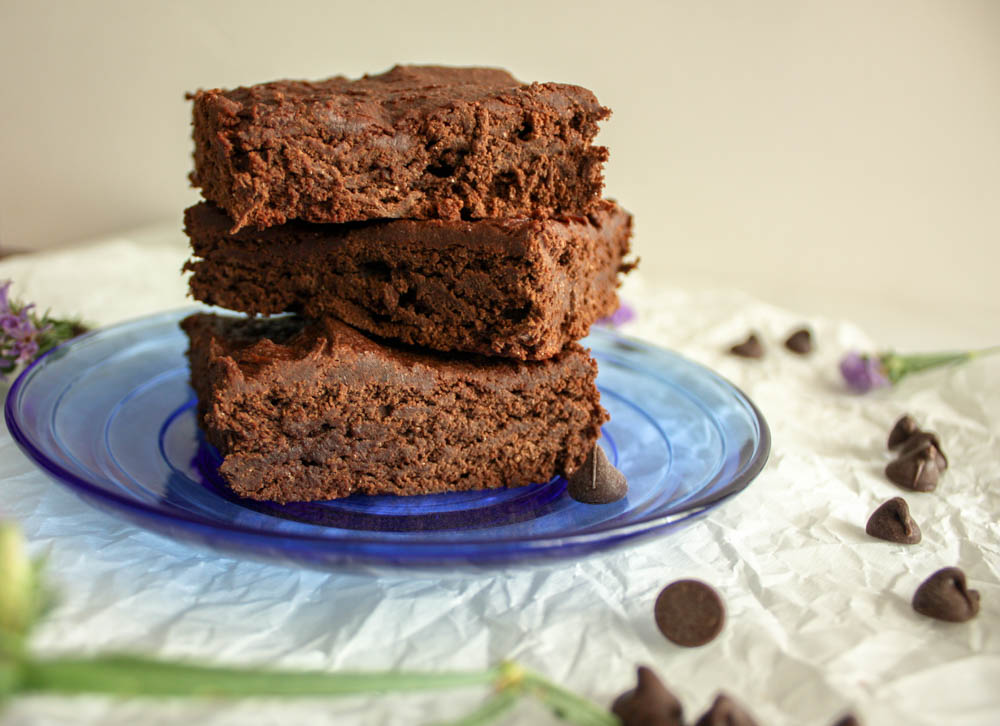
[184, 200, 633, 360]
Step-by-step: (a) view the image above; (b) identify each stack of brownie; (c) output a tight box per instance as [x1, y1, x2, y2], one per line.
[180, 65, 634, 503]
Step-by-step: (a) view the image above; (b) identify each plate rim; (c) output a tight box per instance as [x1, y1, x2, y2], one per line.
[4, 309, 771, 559]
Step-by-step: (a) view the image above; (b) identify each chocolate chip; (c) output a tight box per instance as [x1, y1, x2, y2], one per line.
[728, 333, 764, 358]
[885, 445, 941, 492]
[898, 431, 947, 470]
[784, 327, 813, 354]
[612, 666, 683, 726]
[831, 715, 862, 726]
[866, 497, 921, 544]
[693, 693, 759, 726]
[887, 414, 919, 449]
[913, 567, 980, 622]
[567, 445, 627, 504]
[654, 579, 725, 647]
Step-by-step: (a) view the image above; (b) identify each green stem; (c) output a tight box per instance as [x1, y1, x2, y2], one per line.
[0, 633, 25, 660]
[885, 345, 1000, 383]
[17, 655, 500, 699]
[0, 658, 18, 699]
[900, 352, 971, 370]
[970, 345, 1000, 358]
[7, 648, 618, 726]
[883, 351, 969, 383]
[522, 671, 619, 726]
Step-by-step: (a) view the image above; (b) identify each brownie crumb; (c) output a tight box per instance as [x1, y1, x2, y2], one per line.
[912, 567, 980, 622]
[654, 580, 725, 647]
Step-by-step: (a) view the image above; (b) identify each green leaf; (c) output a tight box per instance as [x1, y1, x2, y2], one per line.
[33, 315, 89, 357]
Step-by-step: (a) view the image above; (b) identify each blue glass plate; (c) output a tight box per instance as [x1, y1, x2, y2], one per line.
[5, 310, 769, 570]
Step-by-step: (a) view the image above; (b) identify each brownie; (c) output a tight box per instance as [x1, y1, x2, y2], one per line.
[183, 200, 634, 360]
[189, 65, 610, 230]
[181, 313, 607, 503]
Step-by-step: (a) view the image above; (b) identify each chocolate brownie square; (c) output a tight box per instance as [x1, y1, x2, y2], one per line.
[182, 313, 607, 503]
[183, 200, 634, 360]
[189, 65, 610, 230]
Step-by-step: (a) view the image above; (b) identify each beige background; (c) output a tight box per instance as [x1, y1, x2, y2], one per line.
[1, 0, 998, 347]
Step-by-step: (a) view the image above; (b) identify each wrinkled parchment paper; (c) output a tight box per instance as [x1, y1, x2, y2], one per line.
[0, 235, 997, 726]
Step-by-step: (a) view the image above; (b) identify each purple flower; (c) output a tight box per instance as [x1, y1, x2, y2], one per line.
[0, 282, 50, 373]
[1, 305, 37, 338]
[839, 351, 891, 393]
[0, 280, 84, 378]
[597, 302, 636, 327]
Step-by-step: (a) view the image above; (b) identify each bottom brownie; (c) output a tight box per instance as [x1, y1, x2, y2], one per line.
[182, 313, 607, 503]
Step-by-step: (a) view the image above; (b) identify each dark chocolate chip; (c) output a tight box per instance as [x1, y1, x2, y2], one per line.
[865, 497, 921, 544]
[831, 715, 862, 726]
[611, 666, 683, 726]
[693, 693, 760, 726]
[728, 333, 764, 358]
[885, 446, 941, 492]
[913, 567, 980, 622]
[567, 445, 627, 504]
[898, 431, 947, 470]
[654, 579, 725, 647]
[887, 414, 919, 449]
[784, 327, 813, 354]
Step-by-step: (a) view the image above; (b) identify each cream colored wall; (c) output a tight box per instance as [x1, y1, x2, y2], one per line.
[1, 0, 998, 345]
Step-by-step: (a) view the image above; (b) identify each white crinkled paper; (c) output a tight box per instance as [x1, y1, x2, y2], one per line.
[0, 235, 998, 726]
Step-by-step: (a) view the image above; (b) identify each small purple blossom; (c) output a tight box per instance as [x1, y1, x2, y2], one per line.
[0, 280, 86, 380]
[2, 303, 38, 338]
[0, 281, 52, 373]
[839, 351, 891, 393]
[597, 302, 636, 328]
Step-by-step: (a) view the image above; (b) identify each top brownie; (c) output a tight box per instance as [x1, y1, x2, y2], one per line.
[189, 65, 610, 231]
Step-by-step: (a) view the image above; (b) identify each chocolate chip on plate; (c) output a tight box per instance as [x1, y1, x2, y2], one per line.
[898, 431, 947, 470]
[913, 567, 980, 622]
[728, 333, 764, 358]
[612, 666, 683, 726]
[885, 444, 941, 492]
[693, 693, 759, 726]
[865, 497, 921, 544]
[654, 579, 725, 647]
[887, 414, 919, 449]
[830, 715, 862, 726]
[567, 445, 627, 504]
[784, 327, 813, 354]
